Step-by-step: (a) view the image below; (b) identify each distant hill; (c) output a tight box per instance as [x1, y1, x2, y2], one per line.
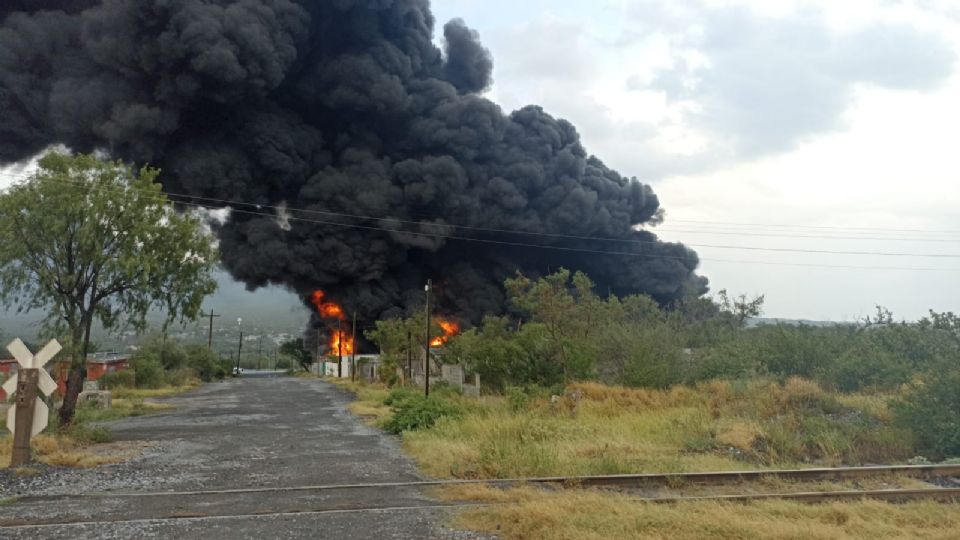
[0, 271, 309, 352]
[746, 317, 845, 328]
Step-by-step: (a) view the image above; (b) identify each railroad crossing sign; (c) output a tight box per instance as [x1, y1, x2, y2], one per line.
[4, 339, 61, 439]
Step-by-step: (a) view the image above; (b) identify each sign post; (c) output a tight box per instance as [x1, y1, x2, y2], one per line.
[3, 338, 61, 466]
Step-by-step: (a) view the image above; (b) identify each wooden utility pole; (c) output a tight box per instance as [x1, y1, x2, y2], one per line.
[337, 319, 343, 378]
[317, 326, 326, 377]
[201, 310, 220, 350]
[351, 311, 357, 382]
[236, 329, 243, 372]
[236, 317, 243, 374]
[257, 336, 263, 370]
[424, 279, 431, 397]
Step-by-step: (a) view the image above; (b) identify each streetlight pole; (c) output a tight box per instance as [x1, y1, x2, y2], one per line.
[236, 318, 243, 375]
[424, 279, 431, 397]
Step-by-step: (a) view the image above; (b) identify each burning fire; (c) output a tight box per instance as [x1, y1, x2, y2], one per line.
[310, 290, 354, 356]
[329, 328, 354, 356]
[430, 319, 461, 347]
[310, 290, 345, 319]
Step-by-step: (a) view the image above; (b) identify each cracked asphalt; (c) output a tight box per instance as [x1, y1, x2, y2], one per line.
[0, 374, 493, 539]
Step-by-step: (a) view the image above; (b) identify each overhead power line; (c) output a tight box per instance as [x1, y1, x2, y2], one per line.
[4, 171, 960, 271]
[4, 168, 958, 236]
[35, 173, 960, 259]
[649, 227, 960, 243]
[665, 218, 960, 235]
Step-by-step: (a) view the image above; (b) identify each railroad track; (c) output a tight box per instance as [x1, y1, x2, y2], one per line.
[16, 462, 958, 500]
[3, 464, 959, 530]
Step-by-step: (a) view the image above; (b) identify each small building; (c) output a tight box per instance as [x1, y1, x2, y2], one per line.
[52, 352, 131, 395]
[0, 358, 17, 400]
[321, 354, 381, 380]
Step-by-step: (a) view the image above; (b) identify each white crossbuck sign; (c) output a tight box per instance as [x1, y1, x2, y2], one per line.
[4, 338, 61, 436]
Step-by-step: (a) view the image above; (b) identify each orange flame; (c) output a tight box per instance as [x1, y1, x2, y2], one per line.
[310, 290, 354, 356]
[329, 328, 354, 356]
[310, 290, 345, 320]
[430, 318, 461, 347]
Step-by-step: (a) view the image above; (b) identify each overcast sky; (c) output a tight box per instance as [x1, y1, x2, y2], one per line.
[2, 1, 957, 324]
[432, 0, 960, 321]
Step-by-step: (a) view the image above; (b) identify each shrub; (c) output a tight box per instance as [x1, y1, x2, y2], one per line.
[98, 370, 135, 389]
[381, 394, 461, 434]
[165, 367, 198, 387]
[183, 344, 230, 382]
[384, 387, 419, 407]
[506, 387, 529, 412]
[130, 354, 164, 389]
[893, 369, 960, 460]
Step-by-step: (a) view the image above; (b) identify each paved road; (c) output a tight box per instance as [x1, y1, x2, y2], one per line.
[0, 376, 491, 539]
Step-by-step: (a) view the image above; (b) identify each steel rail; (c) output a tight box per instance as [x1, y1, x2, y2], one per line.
[10, 463, 959, 502]
[3, 488, 960, 530]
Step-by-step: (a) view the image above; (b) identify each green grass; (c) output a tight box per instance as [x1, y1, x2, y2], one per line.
[74, 398, 173, 423]
[111, 384, 199, 399]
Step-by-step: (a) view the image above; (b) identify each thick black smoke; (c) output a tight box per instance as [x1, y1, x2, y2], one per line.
[0, 1, 707, 328]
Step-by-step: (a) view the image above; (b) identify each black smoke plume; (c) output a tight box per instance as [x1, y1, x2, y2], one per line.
[0, 1, 707, 330]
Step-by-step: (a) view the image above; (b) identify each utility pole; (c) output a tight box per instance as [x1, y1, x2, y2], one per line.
[236, 318, 243, 374]
[351, 311, 357, 382]
[201, 310, 220, 350]
[317, 326, 321, 377]
[424, 279, 431, 397]
[257, 336, 262, 370]
[337, 319, 343, 378]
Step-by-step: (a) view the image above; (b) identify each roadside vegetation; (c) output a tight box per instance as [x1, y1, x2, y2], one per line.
[99, 335, 233, 391]
[0, 334, 218, 469]
[348, 269, 960, 538]
[438, 485, 960, 540]
[341, 378, 914, 478]
[1, 404, 125, 469]
[364, 269, 960, 465]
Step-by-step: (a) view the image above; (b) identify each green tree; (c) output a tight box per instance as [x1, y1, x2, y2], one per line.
[279, 338, 313, 371]
[505, 269, 597, 381]
[0, 152, 217, 425]
[365, 315, 444, 383]
[715, 289, 765, 328]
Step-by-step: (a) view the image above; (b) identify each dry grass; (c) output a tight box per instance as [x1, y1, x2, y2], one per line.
[0, 391, 177, 469]
[438, 485, 960, 540]
[325, 379, 393, 424]
[394, 377, 911, 479]
[0, 432, 141, 469]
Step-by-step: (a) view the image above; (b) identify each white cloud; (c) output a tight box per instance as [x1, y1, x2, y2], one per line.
[431, 0, 960, 319]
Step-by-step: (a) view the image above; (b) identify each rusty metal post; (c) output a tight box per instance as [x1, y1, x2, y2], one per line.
[11, 368, 39, 467]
